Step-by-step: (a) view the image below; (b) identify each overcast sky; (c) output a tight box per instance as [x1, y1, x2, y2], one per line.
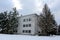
[0, 0, 60, 24]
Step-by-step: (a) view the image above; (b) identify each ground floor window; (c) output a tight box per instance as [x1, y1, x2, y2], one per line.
[22, 30, 31, 33]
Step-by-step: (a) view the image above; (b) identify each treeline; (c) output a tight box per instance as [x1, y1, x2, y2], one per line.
[0, 4, 60, 36]
[0, 8, 18, 34]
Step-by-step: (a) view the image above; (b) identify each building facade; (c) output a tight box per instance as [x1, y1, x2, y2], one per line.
[17, 14, 41, 35]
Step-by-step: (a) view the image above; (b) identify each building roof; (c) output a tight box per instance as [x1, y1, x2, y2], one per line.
[18, 14, 39, 18]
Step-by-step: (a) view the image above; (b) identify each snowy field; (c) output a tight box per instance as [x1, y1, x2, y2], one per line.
[0, 34, 60, 40]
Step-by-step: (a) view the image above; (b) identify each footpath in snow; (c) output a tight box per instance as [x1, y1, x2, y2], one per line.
[0, 34, 60, 40]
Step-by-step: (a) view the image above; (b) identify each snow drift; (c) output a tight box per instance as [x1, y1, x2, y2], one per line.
[0, 34, 60, 40]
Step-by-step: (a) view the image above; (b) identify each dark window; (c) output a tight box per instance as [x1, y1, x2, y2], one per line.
[23, 18, 31, 22]
[23, 19, 25, 22]
[23, 30, 31, 33]
[23, 25, 25, 27]
[29, 24, 31, 27]
[29, 18, 31, 21]
[23, 30, 24, 33]
[29, 30, 31, 33]
[26, 24, 28, 27]
[23, 30, 26, 33]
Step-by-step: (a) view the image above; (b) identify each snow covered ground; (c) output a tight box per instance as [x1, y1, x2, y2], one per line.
[0, 34, 60, 40]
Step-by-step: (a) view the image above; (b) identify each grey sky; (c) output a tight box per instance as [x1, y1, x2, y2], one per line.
[0, 0, 60, 24]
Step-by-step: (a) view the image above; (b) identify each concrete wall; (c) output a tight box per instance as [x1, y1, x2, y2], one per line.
[17, 14, 40, 35]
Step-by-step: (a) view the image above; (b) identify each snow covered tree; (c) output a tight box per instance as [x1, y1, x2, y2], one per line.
[0, 8, 19, 34]
[58, 25, 60, 35]
[0, 11, 8, 33]
[11, 8, 18, 34]
[38, 4, 57, 35]
[8, 8, 18, 34]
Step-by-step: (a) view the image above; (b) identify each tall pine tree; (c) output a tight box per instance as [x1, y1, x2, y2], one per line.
[8, 8, 18, 34]
[38, 4, 57, 35]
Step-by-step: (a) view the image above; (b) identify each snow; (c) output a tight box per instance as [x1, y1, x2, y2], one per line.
[0, 34, 60, 40]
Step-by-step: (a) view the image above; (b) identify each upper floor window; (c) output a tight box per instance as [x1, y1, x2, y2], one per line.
[23, 24, 25, 27]
[23, 24, 31, 27]
[23, 30, 24, 33]
[29, 18, 31, 21]
[23, 18, 31, 22]
[26, 24, 28, 27]
[29, 24, 31, 27]
[23, 19, 25, 22]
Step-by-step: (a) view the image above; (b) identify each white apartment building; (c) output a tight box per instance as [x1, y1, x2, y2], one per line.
[17, 14, 41, 35]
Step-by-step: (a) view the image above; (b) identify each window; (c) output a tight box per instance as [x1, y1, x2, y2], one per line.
[23, 30, 24, 33]
[22, 30, 31, 33]
[29, 18, 31, 21]
[23, 25, 25, 27]
[23, 18, 31, 22]
[23, 30, 26, 33]
[23, 24, 31, 27]
[23, 19, 25, 22]
[26, 24, 28, 27]
[29, 24, 31, 27]
[29, 30, 31, 33]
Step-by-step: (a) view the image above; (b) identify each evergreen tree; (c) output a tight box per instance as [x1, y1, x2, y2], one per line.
[0, 11, 8, 33]
[8, 8, 18, 34]
[0, 8, 19, 34]
[58, 25, 60, 35]
[38, 4, 57, 35]
[0, 13, 4, 31]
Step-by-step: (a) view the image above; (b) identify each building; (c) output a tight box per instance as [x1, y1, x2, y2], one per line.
[17, 14, 41, 35]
